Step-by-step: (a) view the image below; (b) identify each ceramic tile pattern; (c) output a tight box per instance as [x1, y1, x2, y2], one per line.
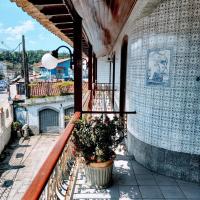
[72, 155, 200, 200]
[121, 0, 200, 154]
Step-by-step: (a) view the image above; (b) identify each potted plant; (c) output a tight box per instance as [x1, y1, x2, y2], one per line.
[72, 114, 125, 188]
[11, 121, 22, 138]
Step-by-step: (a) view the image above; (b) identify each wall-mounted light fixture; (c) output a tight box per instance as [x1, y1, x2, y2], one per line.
[82, 57, 88, 70]
[107, 57, 112, 63]
[41, 45, 73, 70]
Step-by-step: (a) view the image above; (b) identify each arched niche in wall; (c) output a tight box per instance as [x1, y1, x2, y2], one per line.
[39, 108, 59, 133]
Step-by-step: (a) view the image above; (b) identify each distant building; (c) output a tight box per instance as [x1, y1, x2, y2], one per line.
[33, 58, 73, 80]
[7, 69, 16, 80]
[0, 62, 7, 79]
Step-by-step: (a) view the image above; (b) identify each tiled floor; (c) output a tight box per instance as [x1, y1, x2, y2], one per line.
[1, 135, 199, 200]
[0, 135, 59, 200]
[72, 153, 200, 200]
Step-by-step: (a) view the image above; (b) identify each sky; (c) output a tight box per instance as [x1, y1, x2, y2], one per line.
[0, 0, 72, 51]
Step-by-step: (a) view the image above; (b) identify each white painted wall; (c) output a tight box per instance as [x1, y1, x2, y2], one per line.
[97, 57, 110, 83]
[0, 104, 13, 154]
[25, 95, 74, 134]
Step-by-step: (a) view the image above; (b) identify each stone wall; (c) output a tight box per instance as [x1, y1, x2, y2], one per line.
[127, 131, 200, 183]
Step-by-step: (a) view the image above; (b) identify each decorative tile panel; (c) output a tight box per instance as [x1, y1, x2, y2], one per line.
[123, 0, 200, 154]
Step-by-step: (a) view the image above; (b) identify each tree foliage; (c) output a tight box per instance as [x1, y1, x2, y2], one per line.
[0, 73, 5, 80]
[0, 50, 48, 65]
[0, 50, 69, 67]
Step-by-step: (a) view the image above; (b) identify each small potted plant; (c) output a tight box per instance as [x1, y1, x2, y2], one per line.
[72, 114, 125, 188]
[11, 121, 22, 138]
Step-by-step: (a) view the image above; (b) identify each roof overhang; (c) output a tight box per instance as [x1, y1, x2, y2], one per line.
[11, 0, 90, 55]
[11, 0, 138, 57]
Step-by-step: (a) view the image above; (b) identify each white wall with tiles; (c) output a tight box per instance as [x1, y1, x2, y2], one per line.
[97, 57, 110, 83]
[112, 0, 200, 154]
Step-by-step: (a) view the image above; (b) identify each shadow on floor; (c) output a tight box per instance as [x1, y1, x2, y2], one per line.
[0, 138, 27, 177]
[72, 145, 200, 200]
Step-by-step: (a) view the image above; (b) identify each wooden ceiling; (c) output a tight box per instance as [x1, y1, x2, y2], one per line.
[72, 0, 137, 57]
[12, 0, 137, 57]
[32, 0, 90, 55]
[12, 0, 90, 55]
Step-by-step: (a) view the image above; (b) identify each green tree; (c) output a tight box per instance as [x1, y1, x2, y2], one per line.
[0, 73, 5, 80]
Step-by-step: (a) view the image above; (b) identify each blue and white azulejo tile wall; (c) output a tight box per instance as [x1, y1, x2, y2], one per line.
[124, 0, 200, 154]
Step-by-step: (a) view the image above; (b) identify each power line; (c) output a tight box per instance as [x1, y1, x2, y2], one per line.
[10, 42, 22, 53]
[1, 41, 22, 53]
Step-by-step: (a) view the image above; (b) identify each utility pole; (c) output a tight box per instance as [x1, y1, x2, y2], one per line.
[22, 35, 30, 98]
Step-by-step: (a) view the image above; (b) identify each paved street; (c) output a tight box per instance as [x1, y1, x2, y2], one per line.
[0, 135, 59, 200]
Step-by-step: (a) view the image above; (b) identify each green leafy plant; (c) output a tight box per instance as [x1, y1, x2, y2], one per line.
[53, 81, 74, 95]
[12, 121, 22, 131]
[72, 115, 126, 164]
[54, 81, 73, 89]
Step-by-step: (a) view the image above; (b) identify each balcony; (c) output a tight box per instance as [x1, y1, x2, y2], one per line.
[9, 0, 200, 198]
[21, 85, 200, 200]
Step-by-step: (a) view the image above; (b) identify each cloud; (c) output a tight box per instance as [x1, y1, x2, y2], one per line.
[5, 20, 35, 41]
[28, 40, 36, 45]
[0, 23, 3, 33]
[38, 33, 46, 40]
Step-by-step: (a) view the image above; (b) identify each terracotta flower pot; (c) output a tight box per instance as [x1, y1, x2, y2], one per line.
[84, 159, 113, 188]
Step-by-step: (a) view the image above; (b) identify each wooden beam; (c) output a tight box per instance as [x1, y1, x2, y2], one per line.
[49, 16, 73, 23]
[29, 0, 63, 5]
[88, 44, 93, 90]
[73, 16, 82, 112]
[112, 53, 115, 108]
[62, 32, 73, 36]
[63, 0, 80, 20]
[55, 23, 73, 29]
[120, 36, 128, 117]
[92, 54, 97, 97]
[40, 5, 69, 15]
[35, 4, 64, 10]
[95, 56, 97, 83]
[92, 53, 96, 84]
[60, 28, 74, 35]
[82, 111, 136, 114]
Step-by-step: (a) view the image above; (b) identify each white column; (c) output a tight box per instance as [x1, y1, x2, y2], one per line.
[60, 106, 65, 131]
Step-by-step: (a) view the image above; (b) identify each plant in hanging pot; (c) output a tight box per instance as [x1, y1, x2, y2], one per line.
[72, 114, 125, 188]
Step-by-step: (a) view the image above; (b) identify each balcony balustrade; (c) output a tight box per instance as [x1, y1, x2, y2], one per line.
[29, 82, 88, 98]
[22, 83, 133, 200]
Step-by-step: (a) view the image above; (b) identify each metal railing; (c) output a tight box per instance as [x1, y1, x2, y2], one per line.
[22, 112, 81, 200]
[95, 83, 112, 91]
[29, 81, 74, 97]
[22, 83, 136, 200]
